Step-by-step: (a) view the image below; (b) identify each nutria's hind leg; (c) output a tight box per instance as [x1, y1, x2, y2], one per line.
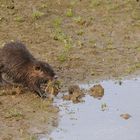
[1, 73, 14, 85]
[0, 73, 12, 86]
[0, 71, 13, 86]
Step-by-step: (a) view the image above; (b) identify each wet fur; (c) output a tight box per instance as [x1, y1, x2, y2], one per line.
[0, 42, 55, 97]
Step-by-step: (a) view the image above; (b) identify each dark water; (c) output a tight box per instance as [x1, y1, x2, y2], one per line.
[40, 78, 140, 140]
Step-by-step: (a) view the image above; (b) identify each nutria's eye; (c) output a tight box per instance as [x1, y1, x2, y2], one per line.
[35, 66, 41, 71]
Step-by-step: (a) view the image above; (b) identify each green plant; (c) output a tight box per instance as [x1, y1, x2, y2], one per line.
[52, 17, 73, 62]
[76, 29, 84, 36]
[41, 3, 48, 8]
[5, 108, 23, 119]
[66, 8, 73, 17]
[73, 16, 85, 25]
[32, 11, 44, 20]
[53, 17, 62, 27]
[57, 37, 73, 62]
[73, 16, 82, 23]
[90, 0, 101, 8]
[14, 16, 25, 22]
[58, 52, 67, 62]
[29, 135, 37, 140]
[70, 0, 77, 7]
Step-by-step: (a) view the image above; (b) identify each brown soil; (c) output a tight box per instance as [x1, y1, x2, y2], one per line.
[0, 86, 59, 140]
[0, 0, 140, 139]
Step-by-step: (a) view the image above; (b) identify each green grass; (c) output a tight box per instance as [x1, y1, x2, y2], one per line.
[58, 52, 68, 62]
[58, 37, 73, 62]
[28, 135, 38, 140]
[41, 3, 48, 8]
[73, 16, 86, 25]
[52, 28, 66, 41]
[77, 40, 84, 47]
[132, 9, 140, 20]
[32, 11, 44, 20]
[66, 8, 73, 17]
[14, 16, 25, 22]
[52, 17, 73, 62]
[73, 16, 82, 23]
[5, 108, 24, 119]
[53, 17, 62, 27]
[76, 29, 84, 36]
[70, 0, 77, 7]
[126, 62, 140, 74]
[90, 0, 101, 8]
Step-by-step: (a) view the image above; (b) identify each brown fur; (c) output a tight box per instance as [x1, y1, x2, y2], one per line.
[0, 41, 56, 97]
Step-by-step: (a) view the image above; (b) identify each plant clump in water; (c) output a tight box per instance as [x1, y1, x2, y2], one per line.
[63, 85, 85, 103]
[90, 84, 104, 99]
[44, 80, 61, 100]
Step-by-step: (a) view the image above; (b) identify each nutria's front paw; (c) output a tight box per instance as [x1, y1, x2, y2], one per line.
[41, 93, 48, 98]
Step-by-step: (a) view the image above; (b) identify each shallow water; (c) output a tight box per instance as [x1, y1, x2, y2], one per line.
[40, 78, 140, 140]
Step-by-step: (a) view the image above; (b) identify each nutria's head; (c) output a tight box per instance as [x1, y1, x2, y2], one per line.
[31, 61, 57, 83]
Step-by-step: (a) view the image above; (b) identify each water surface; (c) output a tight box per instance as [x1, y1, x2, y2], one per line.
[41, 78, 140, 140]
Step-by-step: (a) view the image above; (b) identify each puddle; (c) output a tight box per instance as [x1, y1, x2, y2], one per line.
[40, 78, 140, 140]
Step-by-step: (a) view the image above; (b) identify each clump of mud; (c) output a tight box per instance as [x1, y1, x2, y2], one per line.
[120, 113, 131, 120]
[63, 85, 85, 103]
[89, 84, 104, 99]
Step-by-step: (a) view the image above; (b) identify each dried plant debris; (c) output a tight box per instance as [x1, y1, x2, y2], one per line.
[0, 85, 23, 96]
[101, 103, 108, 111]
[45, 80, 61, 96]
[43, 80, 61, 100]
[90, 84, 104, 99]
[120, 113, 131, 120]
[63, 85, 85, 103]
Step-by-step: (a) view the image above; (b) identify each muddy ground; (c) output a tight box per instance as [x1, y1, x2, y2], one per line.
[0, 86, 59, 140]
[0, 0, 140, 139]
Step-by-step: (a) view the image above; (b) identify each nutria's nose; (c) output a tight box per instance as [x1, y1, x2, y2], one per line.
[54, 75, 58, 79]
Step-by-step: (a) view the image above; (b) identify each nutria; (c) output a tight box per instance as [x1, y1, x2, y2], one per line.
[0, 41, 57, 98]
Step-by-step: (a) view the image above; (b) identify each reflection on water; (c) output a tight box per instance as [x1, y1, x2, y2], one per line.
[40, 78, 140, 140]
